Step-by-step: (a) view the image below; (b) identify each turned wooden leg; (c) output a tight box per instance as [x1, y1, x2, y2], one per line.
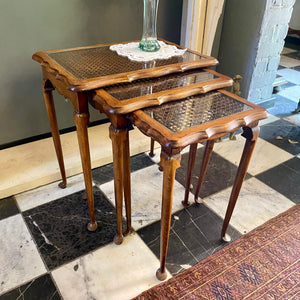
[149, 138, 155, 157]
[109, 125, 127, 245]
[123, 130, 132, 235]
[194, 139, 215, 203]
[221, 126, 259, 242]
[156, 150, 181, 281]
[182, 144, 197, 207]
[42, 82, 67, 189]
[74, 112, 97, 232]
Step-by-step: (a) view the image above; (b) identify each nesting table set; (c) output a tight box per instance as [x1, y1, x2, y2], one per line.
[33, 40, 267, 280]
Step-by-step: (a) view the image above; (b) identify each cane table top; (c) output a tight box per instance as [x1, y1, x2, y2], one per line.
[129, 89, 268, 149]
[32, 40, 218, 92]
[93, 69, 233, 114]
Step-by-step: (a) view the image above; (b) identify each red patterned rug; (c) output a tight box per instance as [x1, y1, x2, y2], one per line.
[133, 204, 300, 299]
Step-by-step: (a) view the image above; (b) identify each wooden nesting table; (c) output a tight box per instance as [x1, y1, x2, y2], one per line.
[94, 85, 268, 280]
[126, 90, 267, 279]
[33, 40, 267, 281]
[32, 40, 221, 233]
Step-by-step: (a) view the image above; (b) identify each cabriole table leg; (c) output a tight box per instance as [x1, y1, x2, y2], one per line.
[123, 130, 133, 235]
[74, 111, 97, 232]
[156, 150, 181, 281]
[182, 144, 197, 207]
[109, 125, 127, 245]
[221, 126, 259, 242]
[194, 139, 215, 203]
[42, 80, 67, 189]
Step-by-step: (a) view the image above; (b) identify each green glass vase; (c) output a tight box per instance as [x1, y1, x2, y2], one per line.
[139, 0, 160, 52]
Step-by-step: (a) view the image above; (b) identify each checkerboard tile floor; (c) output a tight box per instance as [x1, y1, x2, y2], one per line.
[0, 47, 299, 299]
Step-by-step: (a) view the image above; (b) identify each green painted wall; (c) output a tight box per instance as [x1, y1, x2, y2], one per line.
[0, 0, 182, 147]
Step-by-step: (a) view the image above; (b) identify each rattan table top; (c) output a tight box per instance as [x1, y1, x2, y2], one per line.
[129, 90, 268, 148]
[32, 40, 218, 92]
[93, 69, 233, 114]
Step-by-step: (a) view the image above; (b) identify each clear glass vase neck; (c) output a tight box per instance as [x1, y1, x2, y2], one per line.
[139, 0, 160, 52]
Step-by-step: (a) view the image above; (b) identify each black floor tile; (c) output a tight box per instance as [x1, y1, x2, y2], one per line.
[267, 94, 299, 117]
[284, 51, 300, 60]
[259, 119, 300, 155]
[292, 65, 300, 72]
[23, 187, 122, 270]
[0, 197, 19, 221]
[173, 204, 241, 261]
[284, 36, 300, 49]
[138, 203, 241, 276]
[0, 274, 61, 300]
[137, 218, 197, 275]
[175, 146, 251, 199]
[256, 157, 300, 204]
[92, 153, 155, 185]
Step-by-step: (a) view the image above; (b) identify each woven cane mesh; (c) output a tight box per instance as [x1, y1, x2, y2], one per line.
[48, 46, 203, 80]
[104, 70, 217, 101]
[143, 91, 252, 133]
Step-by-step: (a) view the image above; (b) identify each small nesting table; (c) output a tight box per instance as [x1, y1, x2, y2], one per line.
[126, 89, 268, 280]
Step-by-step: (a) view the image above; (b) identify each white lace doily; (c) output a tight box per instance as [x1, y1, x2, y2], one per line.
[109, 41, 187, 62]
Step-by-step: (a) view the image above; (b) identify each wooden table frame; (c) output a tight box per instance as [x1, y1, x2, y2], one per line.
[32, 40, 219, 234]
[92, 70, 234, 245]
[94, 69, 233, 114]
[127, 89, 268, 280]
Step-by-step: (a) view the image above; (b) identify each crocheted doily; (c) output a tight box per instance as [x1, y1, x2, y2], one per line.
[109, 41, 186, 62]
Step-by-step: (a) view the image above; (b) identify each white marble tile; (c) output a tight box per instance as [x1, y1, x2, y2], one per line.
[277, 68, 300, 85]
[204, 177, 295, 234]
[15, 173, 86, 211]
[281, 47, 297, 55]
[100, 164, 190, 230]
[212, 135, 293, 176]
[147, 144, 203, 165]
[52, 233, 171, 300]
[283, 113, 300, 126]
[0, 214, 47, 295]
[277, 85, 300, 103]
[279, 55, 300, 69]
[0, 123, 150, 199]
[258, 113, 280, 126]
